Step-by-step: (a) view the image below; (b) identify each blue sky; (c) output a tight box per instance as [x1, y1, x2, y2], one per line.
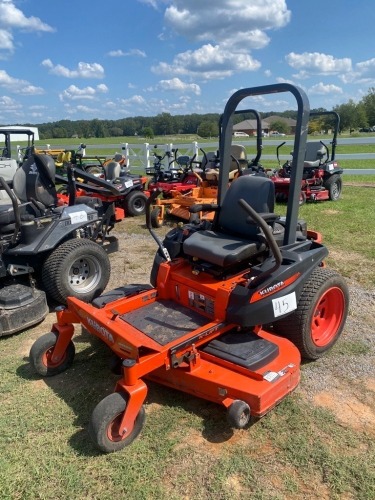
[0, 0, 374, 125]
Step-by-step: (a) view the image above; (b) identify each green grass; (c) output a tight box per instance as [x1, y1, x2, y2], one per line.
[273, 182, 375, 287]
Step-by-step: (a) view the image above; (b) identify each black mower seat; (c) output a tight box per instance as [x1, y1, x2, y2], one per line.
[304, 142, 326, 168]
[183, 175, 275, 267]
[13, 154, 58, 209]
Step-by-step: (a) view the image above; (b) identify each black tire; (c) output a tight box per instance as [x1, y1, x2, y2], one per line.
[89, 392, 146, 453]
[42, 239, 110, 304]
[124, 191, 148, 216]
[150, 207, 163, 228]
[227, 400, 251, 429]
[272, 268, 349, 360]
[30, 332, 75, 377]
[323, 174, 342, 201]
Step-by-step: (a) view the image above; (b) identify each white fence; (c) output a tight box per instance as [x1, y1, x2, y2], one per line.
[120, 142, 220, 170]
[36, 139, 375, 173]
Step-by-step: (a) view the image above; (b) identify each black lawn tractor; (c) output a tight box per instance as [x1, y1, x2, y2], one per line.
[0, 153, 118, 337]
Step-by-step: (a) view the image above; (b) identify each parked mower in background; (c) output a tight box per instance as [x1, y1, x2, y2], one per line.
[56, 155, 149, 218]
[0, 128, 36, 189]
[0, 153, 119, 337]
[269, 111, 343, 204]
[147, 148, 202, 197]
[29, 83, 349, 453]
[149, 109, 265, 228]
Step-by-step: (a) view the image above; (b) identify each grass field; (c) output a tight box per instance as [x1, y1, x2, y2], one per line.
[0, 156, 374, 498]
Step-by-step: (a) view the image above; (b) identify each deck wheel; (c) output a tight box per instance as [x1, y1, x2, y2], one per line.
[30, 332, 75, 377]
[89, 392, 145, 453]
[227, 400, 251, 429]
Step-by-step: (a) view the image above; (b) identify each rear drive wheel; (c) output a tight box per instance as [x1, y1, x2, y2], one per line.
[42, 239, 110, 304]
[227, 400, 251, 429]
[89, 392, 146, 453]
[30, 332, 75, 377]
[124, 191, 148, 216]
[272, 268, 349, 360]
[150, 207, 163, 228]
[323, 174, 342, 201]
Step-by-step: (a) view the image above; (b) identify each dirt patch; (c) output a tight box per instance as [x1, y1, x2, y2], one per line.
[314, 388, 375, 436]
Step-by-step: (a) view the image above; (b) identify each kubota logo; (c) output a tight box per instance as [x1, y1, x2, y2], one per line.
[87, 317, 114, 343]
[259, 281, 285, 296]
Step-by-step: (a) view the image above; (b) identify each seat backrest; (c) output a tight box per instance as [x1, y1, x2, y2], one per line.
[305, 142, 325, 162]
[217, 175, 275, 238]
[63, 151, 72, 163]
[13, 153, 57, 207]
[200, 151, 218, 171]
[103, 160, 121, 180]
[230, 144, 247, 171]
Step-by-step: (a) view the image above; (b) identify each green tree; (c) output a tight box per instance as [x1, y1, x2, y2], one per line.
[333, 100, 366, 132]
[197, 121, 218, 138]
[360, 88, 375, 126]
[269, 120, 289, 134]
[142, 126, 154, 139]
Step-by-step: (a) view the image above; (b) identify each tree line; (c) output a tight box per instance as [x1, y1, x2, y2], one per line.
[12, 88, 375, 140]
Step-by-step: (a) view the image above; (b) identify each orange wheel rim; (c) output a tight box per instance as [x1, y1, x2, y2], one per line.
[42, 347, 66, 368]
[311, 287, 345, 347]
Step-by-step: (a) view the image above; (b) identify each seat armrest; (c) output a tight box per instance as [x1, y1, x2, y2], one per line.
[189, 203, 219, 213]
[246, 212, 279, 225]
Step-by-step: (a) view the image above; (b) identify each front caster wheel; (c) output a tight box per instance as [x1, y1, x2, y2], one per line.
[29, 332, 75, 377]
[150, 207, 163, 228]
[89, 392, 146, 453]
[227, 400, 251, 429]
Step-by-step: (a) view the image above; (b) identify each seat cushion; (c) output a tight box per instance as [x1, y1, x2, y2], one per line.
[183, 229, 265, 267]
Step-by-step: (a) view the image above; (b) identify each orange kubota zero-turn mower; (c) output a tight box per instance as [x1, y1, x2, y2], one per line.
[30, 84, 349, 453]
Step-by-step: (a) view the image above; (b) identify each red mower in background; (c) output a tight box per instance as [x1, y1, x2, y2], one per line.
[147, 147, 202, 197]
[30, 84, 349, 453]
[270, 111, 343, 204]
[56, 156, 149, 221]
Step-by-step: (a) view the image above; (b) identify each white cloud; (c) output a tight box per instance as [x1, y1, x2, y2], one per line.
[164, 0, 290, 47]
[356, 58, 375, 74]
[340, 57, 375, 84]
[153, 0, 289, 80]
[158, 77, 201, 95]
[108, 48, 146, 57]
[41, 59, 105, 79]
[0, 0, 54, 32]
[120, 95, 147, 106]
[0, 69, 44, 94]
[0, 1, 54, 56]
[0, 94, 21, 111]
[286, 52, 352, 76]
[152, 44, 260, 79]
[138, 0, 159, 8]
[59, 84, 109, 101]
[309, 82, 343, 95]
